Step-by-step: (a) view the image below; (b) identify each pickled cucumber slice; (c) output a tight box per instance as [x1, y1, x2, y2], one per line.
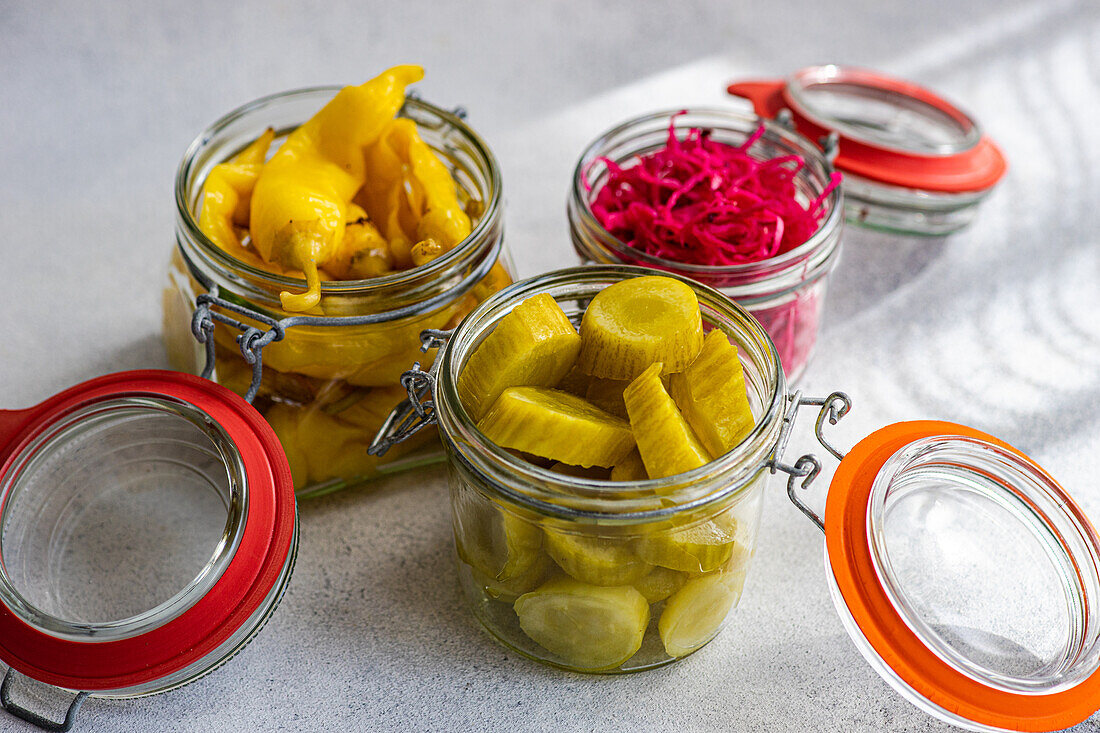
[477, 387, 635, 468]
[659, 571, 747, 657]
[576, 276, 704, 381]
[584, 377, 630, 419]
[468, 553, 553, 603]
[623, 363, 711, 479]
[544, 529, 651, 586]
[633, 565, 687, 603]
[610, 450, 648, 482]
[452, 495, 543, 581]
[515, 577, 649, 671]
[635, 518, 737, 573]
[549, 462, 612, 481]
[554, 365, 592, 397]
[458, 293, 582, 421]
[669, 330, 755, 458]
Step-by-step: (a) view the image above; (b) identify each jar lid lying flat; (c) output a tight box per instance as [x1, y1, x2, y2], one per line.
[0, 371, 296, 697]
[728, 65, 1007, 235]
[824, 421, 1100, 732]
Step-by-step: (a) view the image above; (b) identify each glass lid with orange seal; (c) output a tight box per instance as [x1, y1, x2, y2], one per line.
[728, 65, 1007, 236]
[773, 393, 1100, 732]
[0, 370, 297, 731]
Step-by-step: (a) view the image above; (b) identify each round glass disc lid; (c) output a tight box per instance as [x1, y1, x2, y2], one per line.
[824, 421, 1100, 733]
[727, 65, 1007, 195]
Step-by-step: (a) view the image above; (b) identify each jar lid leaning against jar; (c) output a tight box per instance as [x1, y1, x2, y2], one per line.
[728, 64, 1007, 235]
[568, 108, 844, 384]
[371, 265, 1100, 733]
[164, 84, 513, 499]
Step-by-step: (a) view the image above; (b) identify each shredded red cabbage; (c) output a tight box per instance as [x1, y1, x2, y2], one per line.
[588, 116, 840, 266]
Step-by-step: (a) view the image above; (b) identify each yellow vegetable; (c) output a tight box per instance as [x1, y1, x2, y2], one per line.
[658, 571, 747, 657]
[458, 293, 581, 421]
[197, 127, 275, 252]
[609, 449, 648, 482]
[514, 577, 650, 671]
[477, 387, 636, 469]
[250, 65, 424, 311]
[635, 518, 738, 574]
[669, 330, 756, 458]
[453, 495, 543, 582]
[623, 363, 711, 479]
[633, 565, 687, 604]
[576, 276, 704, 381]
[544, 530, 651, 586]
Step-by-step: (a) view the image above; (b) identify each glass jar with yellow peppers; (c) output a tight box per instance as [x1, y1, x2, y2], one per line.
[163, 77, 511, 498]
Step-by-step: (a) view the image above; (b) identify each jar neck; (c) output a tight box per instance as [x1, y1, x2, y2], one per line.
[174, 89, 504, 320]
[435, 265, 788, 522]
[568, 108, 844, 303]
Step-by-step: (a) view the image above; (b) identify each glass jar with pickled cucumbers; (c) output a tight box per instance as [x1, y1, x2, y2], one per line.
[569, 109, 843, 384]
[164, 86, 511, 498]
[376, 265, 786, 672]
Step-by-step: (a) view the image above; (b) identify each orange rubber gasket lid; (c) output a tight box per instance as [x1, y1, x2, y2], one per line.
[824, 420, 1100, 732]
[729, 67, 1007, 194]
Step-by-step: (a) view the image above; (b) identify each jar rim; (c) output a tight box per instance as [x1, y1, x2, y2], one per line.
[569, 107, 844, 280]
[174, 85, 503, 298]
[435, 265, 788, 521]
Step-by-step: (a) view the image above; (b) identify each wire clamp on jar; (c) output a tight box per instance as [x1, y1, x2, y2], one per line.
[1, 668, 88, 733]
[767, 390, 851, 532]
[367, 328, 454, 457]
[191, 285, 287, 403]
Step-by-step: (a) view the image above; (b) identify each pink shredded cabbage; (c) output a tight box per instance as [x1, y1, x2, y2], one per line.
[589, 116, 840, 266]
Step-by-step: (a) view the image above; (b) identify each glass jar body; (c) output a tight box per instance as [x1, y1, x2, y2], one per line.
[164, 88, 511, 497]
[433, 266, 787, 672]
[569, 109, 843, 383]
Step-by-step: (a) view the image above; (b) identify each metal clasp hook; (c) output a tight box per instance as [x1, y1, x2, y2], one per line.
[767, 391, 852, 532]
[2, 668, 88, 732]
[367, 328, 454, 457]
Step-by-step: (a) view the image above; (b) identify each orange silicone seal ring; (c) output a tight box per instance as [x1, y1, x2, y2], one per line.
[824, 420, 1100, 732]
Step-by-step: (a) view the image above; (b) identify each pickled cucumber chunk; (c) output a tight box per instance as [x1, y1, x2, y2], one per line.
[458, 293, 582, 421]
[514, 577, 650, 671]
[576, 276, 704, 381]
[453, 494, 543, 581]
[469, 553, 553, 603]
[610, 449, 648, 482]
[544, 529, 651, 586]
[659, 572, 747, 657]
[623, 363, 711, 479]
[477, 387, 636, 468]
[584, 377, 630, 419]
[669, 330, 755, 458]
[635, 518, 738, 574]
[633, 565, 687, 603]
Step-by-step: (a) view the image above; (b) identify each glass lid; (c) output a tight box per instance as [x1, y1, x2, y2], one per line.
[823, 421, 1100, 732]
[785, 66, 981, 156]
[0, 370, 296, 700]
[727, 65, 1007, 196]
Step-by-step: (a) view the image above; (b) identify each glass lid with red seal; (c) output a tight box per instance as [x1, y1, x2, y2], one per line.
[774, 394, 1100, 732]
[728, 65, 1007, 236]
[0, 370, 297, 731]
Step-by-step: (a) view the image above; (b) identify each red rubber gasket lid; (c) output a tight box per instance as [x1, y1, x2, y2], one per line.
[728, 66, 1007, 194]
[825, 421, 1100, 731]
[0, 370, 296, 692]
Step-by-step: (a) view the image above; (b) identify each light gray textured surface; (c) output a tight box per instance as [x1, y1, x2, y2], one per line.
[2, 1, 1100, 731]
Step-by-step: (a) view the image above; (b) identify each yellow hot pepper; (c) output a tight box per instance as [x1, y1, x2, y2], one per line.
[197, 127, 275, 252]
[249, 65, 424, 311]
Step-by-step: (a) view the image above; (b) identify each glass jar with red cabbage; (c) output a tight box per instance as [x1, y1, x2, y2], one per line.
[568, 109, 843, 382]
